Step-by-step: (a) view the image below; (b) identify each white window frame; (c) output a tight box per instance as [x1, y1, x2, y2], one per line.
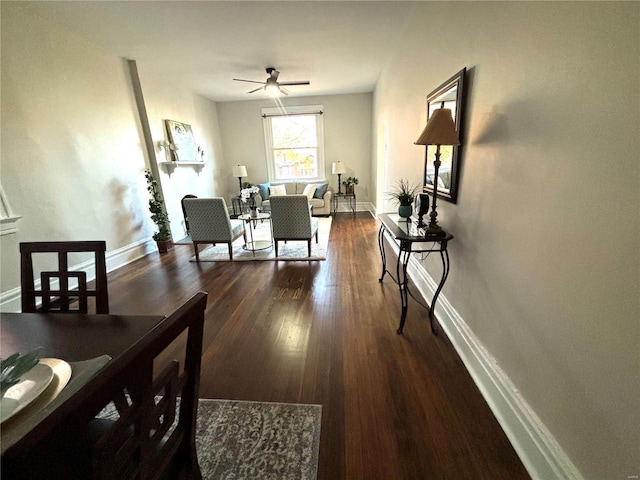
[262, 104, 325, 182]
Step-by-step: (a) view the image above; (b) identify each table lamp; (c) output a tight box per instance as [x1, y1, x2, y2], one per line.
[414, 108, 460, 237]
[232, 165, 248, 194]
[332, 162, 346, 194]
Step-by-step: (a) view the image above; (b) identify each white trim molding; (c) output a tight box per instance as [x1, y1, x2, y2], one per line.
[261, 104, 325, 183]
[382, 230, 583, 480]
[0, 186, 21, 235]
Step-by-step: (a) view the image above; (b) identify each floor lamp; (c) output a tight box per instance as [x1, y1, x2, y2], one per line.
[332, 162, 346, 194]
[414, 108, 460, 237]
[232, 165, 248, 194]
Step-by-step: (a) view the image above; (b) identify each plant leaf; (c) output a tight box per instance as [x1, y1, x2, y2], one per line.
[0, 348, 41, 396]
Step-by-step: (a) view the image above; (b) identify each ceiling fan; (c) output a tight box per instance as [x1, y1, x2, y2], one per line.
[233, 67, 310, 95]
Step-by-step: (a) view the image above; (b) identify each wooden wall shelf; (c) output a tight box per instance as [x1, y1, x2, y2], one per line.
[159, 161, 205, 167]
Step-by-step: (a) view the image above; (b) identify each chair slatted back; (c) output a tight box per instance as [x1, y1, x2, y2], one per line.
[3, 292, 208, 480]
[20, 241, 109, 314]
[88, 292, 208, 480]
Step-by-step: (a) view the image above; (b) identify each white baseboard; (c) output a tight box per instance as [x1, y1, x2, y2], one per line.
[105, 238, 157, 273]
[0, 238, 156, 313]
[382, 232, 583, 480]
[332, 201, 375, 214]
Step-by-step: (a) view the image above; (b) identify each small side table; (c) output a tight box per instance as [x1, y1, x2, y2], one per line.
[237, 212, 272, 252]
[333, 192, 356, 215]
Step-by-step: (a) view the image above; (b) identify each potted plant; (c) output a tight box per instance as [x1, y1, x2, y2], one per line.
[387, 178, 421, 218]
[144, 169, 173, 253]
[240, 185, 260, 217]
[342, 176, 359, 195]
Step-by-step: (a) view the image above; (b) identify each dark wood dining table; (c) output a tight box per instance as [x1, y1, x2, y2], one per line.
[0, 312, 165, 458]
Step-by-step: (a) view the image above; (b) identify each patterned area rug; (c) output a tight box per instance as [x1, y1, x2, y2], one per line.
[198, 399, 322, 479]
[190, 217, 332, 261]
[99, 399, 322, 480]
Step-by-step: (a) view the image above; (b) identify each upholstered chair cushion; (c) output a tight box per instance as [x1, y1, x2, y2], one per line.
[185, 198, 237, 242]
[270, 184, 287, 196]
[183, 198, 246, 261]
[302, 183, 317, 200]
[258, 183, 270, 200]
[270, 195, 319, 239]
[313, 183, 328, 199]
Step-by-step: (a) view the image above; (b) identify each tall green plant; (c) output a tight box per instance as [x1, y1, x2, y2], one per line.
[386, 178, 421, 206]
[144, 169, 171, 241]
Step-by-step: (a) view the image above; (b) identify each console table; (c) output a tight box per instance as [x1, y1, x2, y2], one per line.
[378, 213, 453, 335]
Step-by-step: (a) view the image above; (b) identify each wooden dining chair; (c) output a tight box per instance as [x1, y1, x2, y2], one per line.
[20, 240, 109, 314]
[3, 292, 208, 480]
[181, 194, 198, 234]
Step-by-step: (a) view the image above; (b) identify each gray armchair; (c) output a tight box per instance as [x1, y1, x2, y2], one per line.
[182, 198, 246, 261]
[269, 195, 319, 257]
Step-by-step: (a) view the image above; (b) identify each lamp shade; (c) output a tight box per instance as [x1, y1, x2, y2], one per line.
[415, 109, 460, 146]
[332, 162, 346, 175]
[232, 165, 248, 177]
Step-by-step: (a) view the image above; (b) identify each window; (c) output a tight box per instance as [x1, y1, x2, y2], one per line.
[262, 105, 324, 181]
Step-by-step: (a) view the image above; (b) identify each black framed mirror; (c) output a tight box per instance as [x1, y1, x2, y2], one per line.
[423, 68, 466, 203]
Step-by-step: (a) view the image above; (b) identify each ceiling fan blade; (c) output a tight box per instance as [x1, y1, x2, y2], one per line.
[233, 79, 266, 84]
[279, 86, 291, 95]
[247, 86, 264, 94]
[278, 81, 311, 86]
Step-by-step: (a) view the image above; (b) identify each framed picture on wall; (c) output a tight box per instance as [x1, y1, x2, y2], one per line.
[164, 120, 198, 162]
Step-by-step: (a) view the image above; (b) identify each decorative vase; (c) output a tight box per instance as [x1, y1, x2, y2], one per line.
[250, 206, 258, 218]
[398, 205, 412, 218]
[345, 185, 354, 195]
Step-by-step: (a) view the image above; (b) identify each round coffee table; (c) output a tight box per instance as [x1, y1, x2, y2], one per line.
[237, 212, 272, 251]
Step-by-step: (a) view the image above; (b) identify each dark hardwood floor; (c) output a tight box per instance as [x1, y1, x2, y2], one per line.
[107, 212, 530, 479]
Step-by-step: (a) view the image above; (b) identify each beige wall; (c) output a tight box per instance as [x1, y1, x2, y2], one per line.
[136, 68, 224, 239]
[0, 4, 150, 296]
[0, 4, 224, 305]
[374, 2, 639, 479]
[2, 2, 639, 477]
[217, 93, 372, 203]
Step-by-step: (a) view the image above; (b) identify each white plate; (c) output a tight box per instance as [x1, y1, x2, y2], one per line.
[29, 358, 73, 410]
[0, 362, 54, 423]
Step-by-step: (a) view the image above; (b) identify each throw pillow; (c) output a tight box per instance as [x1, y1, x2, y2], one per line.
[270, 184, 287, 196]
[258, 183, 270, 200]
[314, 183, 328, 199]
[303, 183, 317, 201]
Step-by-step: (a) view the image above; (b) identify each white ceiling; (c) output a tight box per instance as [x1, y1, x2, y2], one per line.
[17, 1, 418, 102]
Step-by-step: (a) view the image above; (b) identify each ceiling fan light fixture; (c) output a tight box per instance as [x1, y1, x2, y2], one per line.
[233, 67, 309, 96]
[265, 82, 280, 96]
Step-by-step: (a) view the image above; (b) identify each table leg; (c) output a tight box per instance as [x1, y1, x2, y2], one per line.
[428, 248, 451, 335]
[378, 225, 387, 282]
[246, 220, 255, 255]
[396, 244, 411, 334]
